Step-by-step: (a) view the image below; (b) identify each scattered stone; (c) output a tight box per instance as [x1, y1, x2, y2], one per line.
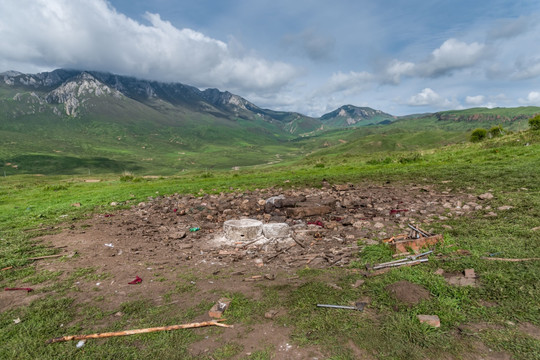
[110, 202, 118, 206]
[478, 193, 494, 200]
[417, 315, 441, 328]
[71, 202, 81, 207]
[114, 311, 124, 317]
[532, 226, 540, 232]
[285, 206, 332, 218]
[352, 279, 365, 288]
[497, 205, 513, 211]
[485, 212, 497, 217]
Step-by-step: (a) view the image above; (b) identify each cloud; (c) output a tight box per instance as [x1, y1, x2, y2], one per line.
[319, 70, 374, 95]
[406, 88, 454, 108]
[511, 57, 540, 80]
[383, 39, 486, 83]
[465, 95, 485, 105]
[281, 28, 336, 61]
[519, 91, 540, 105]
[487, 16, 532, 40]
[0, 0, 298, 93]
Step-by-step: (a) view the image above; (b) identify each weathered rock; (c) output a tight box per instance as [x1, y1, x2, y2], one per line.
[478, 193, 494, 200]
[285, 206, 332, 218]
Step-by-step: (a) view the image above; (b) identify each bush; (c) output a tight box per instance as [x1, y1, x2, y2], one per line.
[488, 125, 504, 138]
[529, 115, 540, 130]
[470, 128, 487, 142]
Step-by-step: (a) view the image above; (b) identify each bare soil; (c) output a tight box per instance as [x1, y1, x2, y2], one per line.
[1, 183, 504, 358]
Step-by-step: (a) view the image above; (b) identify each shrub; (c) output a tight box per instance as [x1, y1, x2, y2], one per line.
[488, 125, 504, 138]
[470, 128, 487, 142]
[529, 115, 540, 130]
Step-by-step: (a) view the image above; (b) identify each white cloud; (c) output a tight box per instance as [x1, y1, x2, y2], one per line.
[0, 0, 298, 93]
[407, 88, 454, 108]
[519, 91, 540, 105]
[383, 39, 486, 82]
[465, 95, 485, 105]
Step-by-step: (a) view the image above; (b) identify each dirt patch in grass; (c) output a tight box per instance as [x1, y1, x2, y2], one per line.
[385, 280, 431, 306]
[0, 182, 482, 357]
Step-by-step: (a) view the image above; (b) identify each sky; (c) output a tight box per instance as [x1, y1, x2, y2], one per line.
[1, 0, 540, 116]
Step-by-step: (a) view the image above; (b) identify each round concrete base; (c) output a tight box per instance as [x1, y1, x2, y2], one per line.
[223, 219, 263, 241]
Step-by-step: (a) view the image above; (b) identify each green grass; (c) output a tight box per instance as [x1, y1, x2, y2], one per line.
[0, 130, 539, 359]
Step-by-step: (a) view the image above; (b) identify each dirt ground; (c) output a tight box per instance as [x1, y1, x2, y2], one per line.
[2, 182, 529, 359]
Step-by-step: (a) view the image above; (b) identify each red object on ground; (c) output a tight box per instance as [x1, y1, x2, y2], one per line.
[173, 208, 178, 212]
[390, 209, 409, 215]
[128, 276, 142, 285]
[104, 214, 114, 217]
[307, 220, 324, 227]
[5, 287, 33, 292]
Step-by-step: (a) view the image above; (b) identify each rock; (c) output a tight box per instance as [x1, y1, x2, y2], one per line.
[352, 279, 365, 288]
[417, 315, 441, 328]
[208, 298, 231, 318]
[478, 193, 494, 200]
[285, 206, 332, 218]
[497, 205, 513, 211]
[265, 310, 279, 319]
[373, 222, 385, 229]
[71, 202, 81, 207]
[110, 202, 118, 206]
[485, 212, 497, 217]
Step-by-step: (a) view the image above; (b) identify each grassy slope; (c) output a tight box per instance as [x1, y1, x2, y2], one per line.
[0, 130, 539, 359]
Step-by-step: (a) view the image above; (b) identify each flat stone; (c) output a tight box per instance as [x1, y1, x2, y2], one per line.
[497, 205, 513, 211]
[478, 192, 494, 200]
[464, 268, 476, 278]
[417, 315, 441, 328]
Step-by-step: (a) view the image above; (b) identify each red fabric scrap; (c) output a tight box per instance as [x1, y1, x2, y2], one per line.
[173, 208, 178, 212]
[5, 287, 33, 292]
[307, 221, 324, 227]
[390, 209, 409, 215]
[128, 276, 142, 285]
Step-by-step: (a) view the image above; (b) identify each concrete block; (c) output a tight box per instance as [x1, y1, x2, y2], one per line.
[223, 219, 263, 241]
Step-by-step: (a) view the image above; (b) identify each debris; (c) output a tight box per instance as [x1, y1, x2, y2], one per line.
[417, 315, 441, 328]
[243, 275, 263, 282]
[104, 214, 114, 217]
[71, 203, 81, 207]
[189, 227, 200, 232]
[28, 253, 67, 260]
[497, 206, 513, 211]
[76, 340, 86, 348]
[104, 243, 114, 248]
[208, 298, 231, 318]
[352, 279, 365, 288]
[13, 318, 21, 324]
[307, 221, 324, 227]
[389, 209, 409, 215]
[383, 224, 443, 253]
[264, 273, 276, 280]
[46, 320, 232, 343]
[4, 287, 33, 292]
[1, 266, 13, 271]
[480, 257, 540, 262]
[317, 302, 366, 311]
[128, 276, 142, 285]
[370, 250, 432, 270]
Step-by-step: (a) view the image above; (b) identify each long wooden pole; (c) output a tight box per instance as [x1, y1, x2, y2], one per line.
[47, 320, 232, 344]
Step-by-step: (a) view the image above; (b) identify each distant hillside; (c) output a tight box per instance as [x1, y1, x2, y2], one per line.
[1, 69, 539, 175]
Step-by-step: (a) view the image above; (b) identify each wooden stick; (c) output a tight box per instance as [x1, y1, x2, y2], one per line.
[29, 254, 64, 260]
[47, 320, 232, 344]
[1, 266, 13, 271]
[480, 257, 540, 262]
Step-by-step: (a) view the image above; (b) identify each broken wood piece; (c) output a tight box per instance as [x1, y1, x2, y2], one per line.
[391, 234, 443, 254]
[1, 266, 13, 271]
[208, 298, 231, 318]
[47, 320, 232, 343]
[480, 257, 540, 262]
[292, 237, 306, 248]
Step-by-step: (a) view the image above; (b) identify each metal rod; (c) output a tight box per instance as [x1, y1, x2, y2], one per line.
[372, 258, 428, 270]
[316, 304, 356, 310]
[408, 224, 430, 237]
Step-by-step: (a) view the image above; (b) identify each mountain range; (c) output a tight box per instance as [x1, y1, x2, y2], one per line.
[1, 69, 539, 174]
